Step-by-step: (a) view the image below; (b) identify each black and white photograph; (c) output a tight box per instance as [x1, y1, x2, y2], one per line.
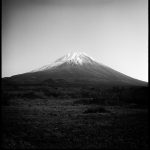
[2, 0, 148, 149]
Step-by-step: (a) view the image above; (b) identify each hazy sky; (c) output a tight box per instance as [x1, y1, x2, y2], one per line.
[2, 0, 148, 81]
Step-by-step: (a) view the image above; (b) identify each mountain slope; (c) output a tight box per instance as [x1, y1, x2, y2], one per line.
[3, 52, 147, 86]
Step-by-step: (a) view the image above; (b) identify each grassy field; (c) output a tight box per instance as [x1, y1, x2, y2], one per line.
[1, 97, 148, 149]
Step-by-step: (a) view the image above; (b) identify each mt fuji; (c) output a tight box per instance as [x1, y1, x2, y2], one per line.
[3, 52, 147, 86]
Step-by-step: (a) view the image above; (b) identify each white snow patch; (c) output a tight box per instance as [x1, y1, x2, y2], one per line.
[31, 52, 96, 72]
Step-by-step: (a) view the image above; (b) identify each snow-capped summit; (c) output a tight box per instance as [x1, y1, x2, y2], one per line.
[32, 52, 96, 72]
[60, 52, 88, 63]
[56, 52, 95, 64]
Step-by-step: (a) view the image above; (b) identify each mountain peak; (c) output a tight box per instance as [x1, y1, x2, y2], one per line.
[58, 51, 94, 65]
[31, 52, 95, 72]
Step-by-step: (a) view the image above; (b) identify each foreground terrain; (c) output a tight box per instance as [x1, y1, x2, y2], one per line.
[1, 84, 148, 149]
